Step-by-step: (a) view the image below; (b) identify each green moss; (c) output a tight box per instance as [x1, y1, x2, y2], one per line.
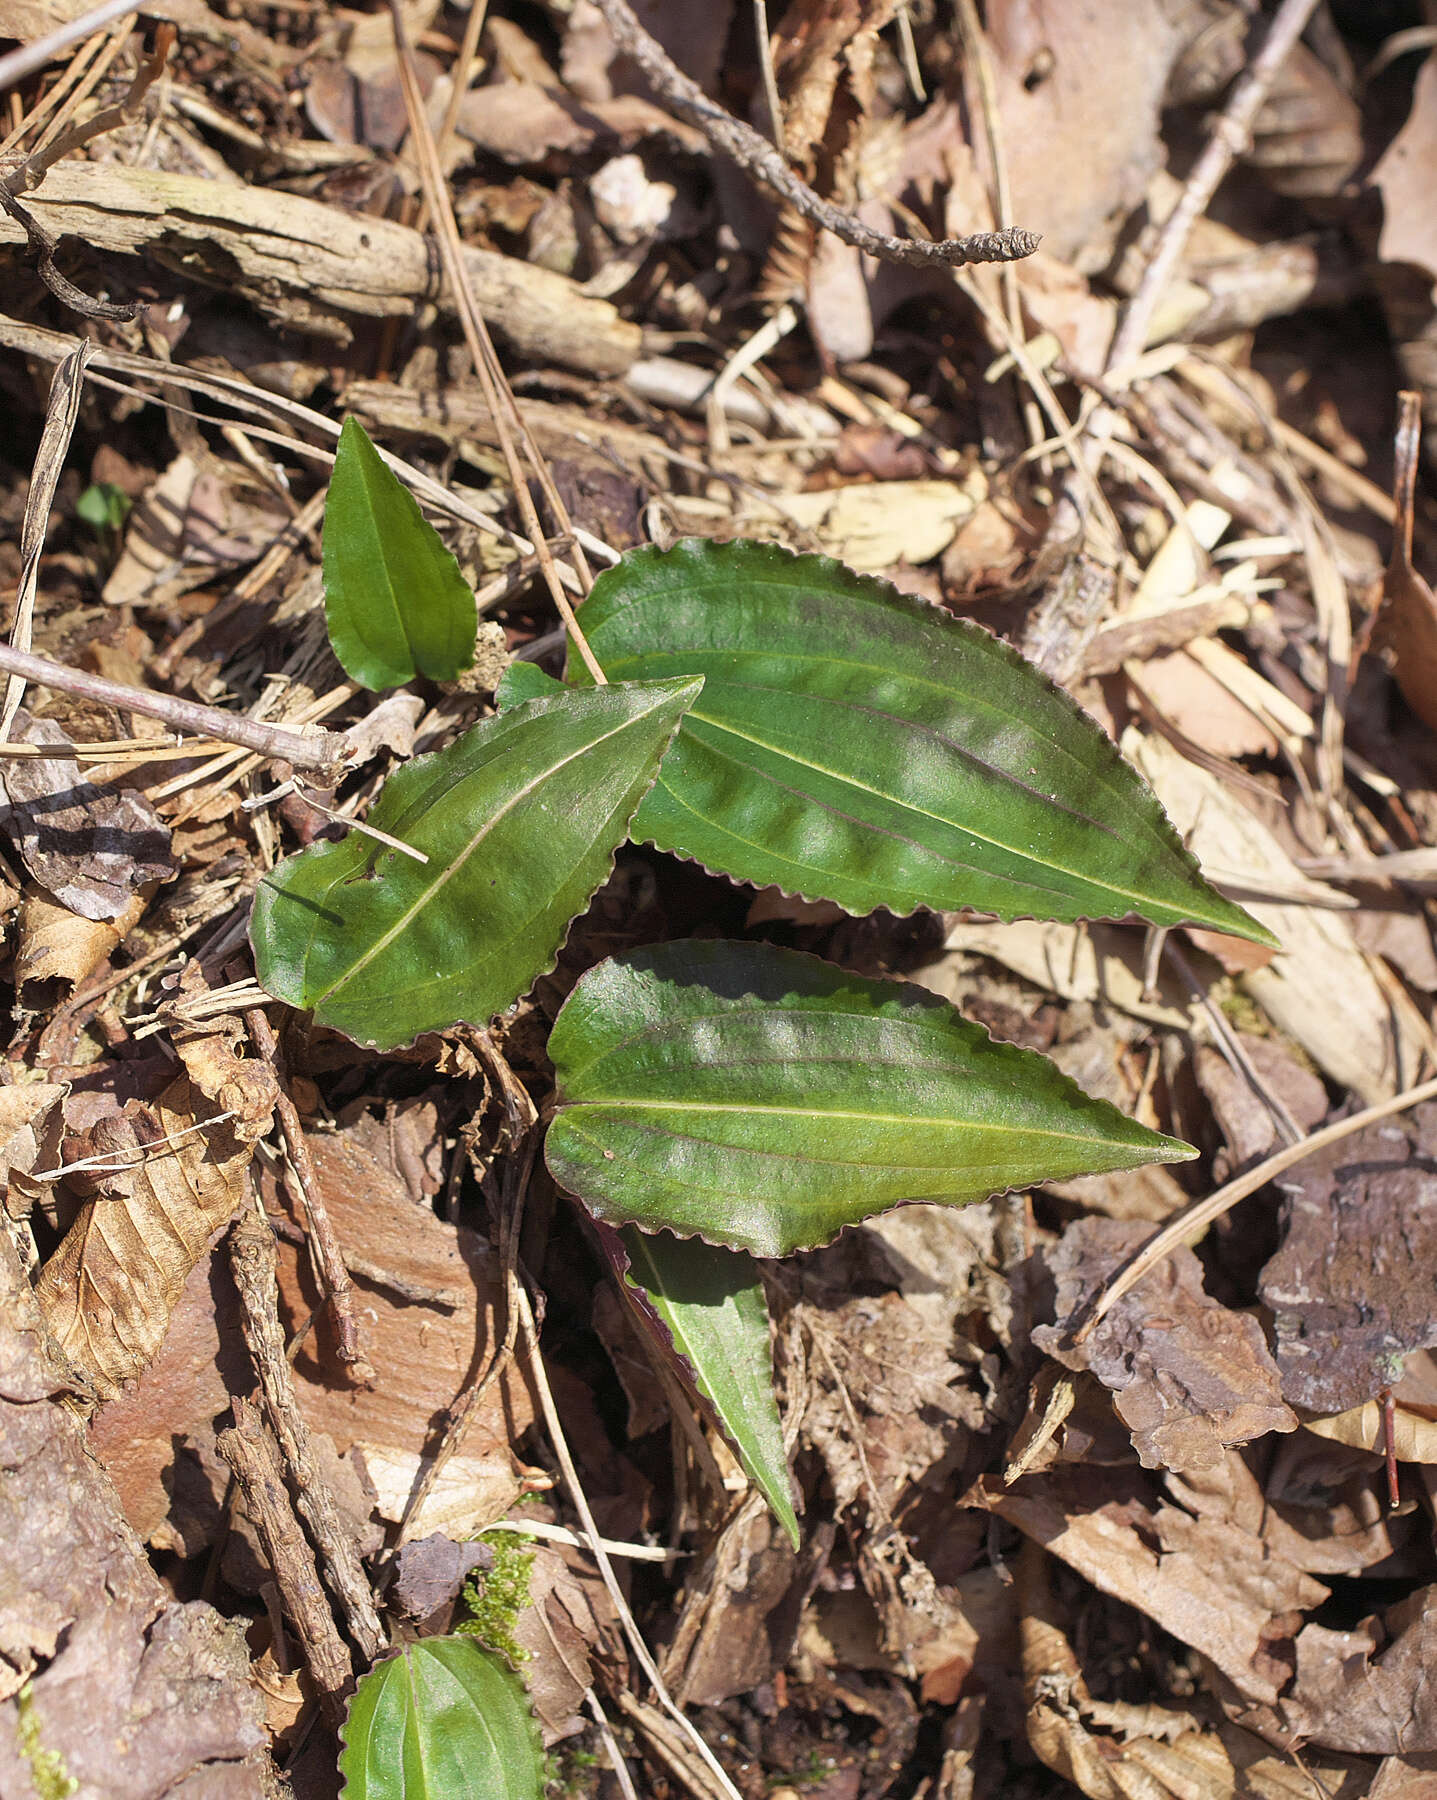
[15, 1683, 77, 1800]
[456, 1531, 536, 1668]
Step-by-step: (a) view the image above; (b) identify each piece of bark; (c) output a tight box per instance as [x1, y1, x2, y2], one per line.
[1034, 1217, 1297, 1473]
[0, 1231, 272, 1798]
[2, 161, 641, 373]
[1259, 1101, 1437, 1414]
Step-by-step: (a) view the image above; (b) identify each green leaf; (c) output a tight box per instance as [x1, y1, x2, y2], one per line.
[612, 1224, 799, 1546]
[495, 660, 565, 709]
[339, 1636, 542, 1800]
[251, 678, 702, 1050]
[567, 539, 1274, 940]
[547, 938, 1195, 1257]
[324, 417, 478, 690]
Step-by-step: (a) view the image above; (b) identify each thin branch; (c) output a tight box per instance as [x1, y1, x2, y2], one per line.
[1104, 0, 1321, 380]
[0, 642, 348, 774]
[593, 0, 1037, 273]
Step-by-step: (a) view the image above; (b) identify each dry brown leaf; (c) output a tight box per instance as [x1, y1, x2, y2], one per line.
[1131, 731, 1417, 1101]
[779, 477, 986, 571]
[159, 965, 278, 1142]
[663, 1491, 803, 1707]
[1134, 650, 1281, 759]
[33, 1073, 254, 1401]
[15, 899, 136, 996]
[1194, 1034, 1328, 1173]
[1269, 1586, 1437, 1754]
[0, 713, 173, 922]
[1306, 1400, 1437, 1464]
[981, 0, 1196, 274]
[923, 918, 1199, 1034]
[1370, 1753, 1437, 1798]
[1372, 57, 1437, 291]
[979, 1463, 1327, 1706]
[0, 1082, 66, 1190]
[101, 453, 292, 610]
[1034, 1217, 1297, 1473]
[259, 1120, 536, 1536]
[513, 1541, 622, 1742]
[1259, 1101, 1437, 1414]
[1373, 391, 1437, 733]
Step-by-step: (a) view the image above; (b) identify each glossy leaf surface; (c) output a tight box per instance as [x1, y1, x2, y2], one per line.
[568, 539, 1272, 938]
[324, 417, 477, 690]
[615, 1225, 798, 1545]
[251, 679, 702, 1050]
[338, 1637, 542, 1800]
[548, 939, 1194, 1257]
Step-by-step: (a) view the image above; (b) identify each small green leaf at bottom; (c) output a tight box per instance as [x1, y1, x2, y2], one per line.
[615, 1225, 799, 1547]
[547, 938, 1196, 1257]
[338, 1637, 542, 1800]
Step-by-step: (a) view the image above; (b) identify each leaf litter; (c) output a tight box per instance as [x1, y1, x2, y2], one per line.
[7, 0, 1437, 1795]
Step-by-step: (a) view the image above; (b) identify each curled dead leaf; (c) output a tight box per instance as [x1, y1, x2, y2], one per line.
[33, 1074, 254, 1400]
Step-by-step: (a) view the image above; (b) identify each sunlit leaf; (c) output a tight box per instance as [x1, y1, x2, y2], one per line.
[251, 679, 702, 1050]
[548, 938, 1194, 1257]
[566, 538, 1273, 939]
[324, 417, 478, 690]
[605, 1223, 798, 1545]
[338, 1637, 542, 1800]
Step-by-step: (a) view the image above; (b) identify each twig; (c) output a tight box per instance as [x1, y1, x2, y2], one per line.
[593, 0, 1037, 273]
[244, 1006, 371, 1381]
[0, 642, 348, 774]
[229, 1203, 385, 1661]
[0, 0, 136, 92]
[217, 1394, 353, 1726]
[1070, 1072, 1437, 1345]
[1105, 0, 1322, 380]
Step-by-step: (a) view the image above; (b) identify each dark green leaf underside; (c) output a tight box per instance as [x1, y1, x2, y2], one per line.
[567, 538, 1274, 941]
[250, 678, 702, 1050]
[338, 1637, 542, 1800]
[548, 939, 1195, 1257]
[324, 417, 478, 690]
[618, 1226, 798, 1545]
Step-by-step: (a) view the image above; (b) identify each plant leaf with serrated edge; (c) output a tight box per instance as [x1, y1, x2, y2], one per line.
[596, 1220, 798, 1546]
[565, 538, 1274, 940]
[324, 417, 478, 690]
[547, 938, 1195, 1258]
[338, 1637, 542, 1800]
[251, 678, 702, 1051]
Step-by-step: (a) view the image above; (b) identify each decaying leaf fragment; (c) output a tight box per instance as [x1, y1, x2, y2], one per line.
[1034, 1215, 1297, 1473]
